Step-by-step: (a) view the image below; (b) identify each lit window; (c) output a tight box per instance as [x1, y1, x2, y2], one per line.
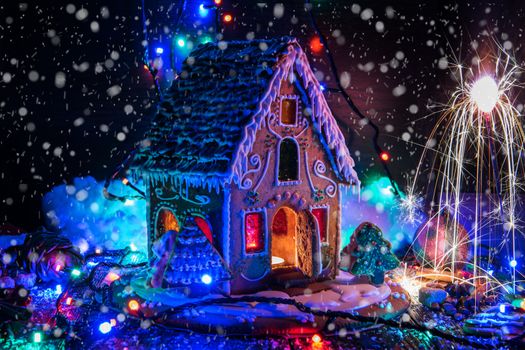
[278, 138, 299, 182]
[194, 216, 213, 244]
[312, 208, 328, 243]
[280, 98, 297, 125]
[245, 212, 265, 254]
[156, 208, 179, 240]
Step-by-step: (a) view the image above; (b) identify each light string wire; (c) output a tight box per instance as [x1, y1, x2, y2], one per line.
[305, 0, 400, 197]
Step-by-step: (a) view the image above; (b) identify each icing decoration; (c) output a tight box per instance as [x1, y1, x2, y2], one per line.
[313, 160, 337, 198]
[239, 154, 262, 190]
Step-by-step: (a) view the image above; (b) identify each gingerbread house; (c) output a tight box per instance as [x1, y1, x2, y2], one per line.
[129, 37, 359, 294]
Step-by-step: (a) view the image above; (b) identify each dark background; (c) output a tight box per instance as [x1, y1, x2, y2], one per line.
[1, 0, 525, 231]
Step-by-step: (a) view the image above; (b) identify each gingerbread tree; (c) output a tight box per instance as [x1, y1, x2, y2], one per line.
[350, 222, 399, 285]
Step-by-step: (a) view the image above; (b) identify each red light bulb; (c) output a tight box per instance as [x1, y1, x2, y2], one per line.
[380, 151, 390, 162]
[310, 36, 323, 54]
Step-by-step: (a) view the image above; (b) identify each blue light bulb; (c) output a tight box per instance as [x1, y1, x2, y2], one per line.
[201, 274, 212, 285]
[99, 322, 112, 334]
[199, 4, 209, 17]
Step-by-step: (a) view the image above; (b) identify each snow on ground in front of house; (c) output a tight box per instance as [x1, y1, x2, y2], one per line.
[201, 290, 313, 323]
[199, 276, 391, 320]
[290, 270, 391, 312]
[196, 282, 391, 321]
[334, 269, 356, 283]
[295, 283, 391, 311]
[133, 271, 390, 321]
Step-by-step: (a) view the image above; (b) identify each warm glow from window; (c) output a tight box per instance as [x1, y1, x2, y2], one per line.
[245, 212, 264, 253]
[312, 208, 328, 243]
[281, 98, 297, 125]
[156, 208, 179, 240]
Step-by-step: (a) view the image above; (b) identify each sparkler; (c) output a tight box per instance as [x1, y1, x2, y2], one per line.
[407, 43, 525, 294]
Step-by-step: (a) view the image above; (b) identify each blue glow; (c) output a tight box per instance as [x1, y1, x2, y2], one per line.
[33, 332, 43, 343]
[341, 176, 420, 253]
[488, 270, 493, 276]
[198, 4, 209, 17]
[200, 36, 212, 44]
[99, 322, 112, 334]
[155, 47, 164, 55]
[42, 176, 147, 254]
[55, 284, 62, 295]
[499, 304, 506, 313]
[176, 38, 186, 48]
[510, 259, 517, 268]
[320, 83, 326, 91]
[201, 274, 212, 285]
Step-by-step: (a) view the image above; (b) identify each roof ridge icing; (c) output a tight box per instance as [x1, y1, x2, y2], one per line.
[130, 37, 359, 188]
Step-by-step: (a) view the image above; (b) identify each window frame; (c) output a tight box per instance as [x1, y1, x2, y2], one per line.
[279, 95, 300, 127]
[242, 207, 268, 257]
[310, 205, 329, 246]
[276, 137, 301, 186]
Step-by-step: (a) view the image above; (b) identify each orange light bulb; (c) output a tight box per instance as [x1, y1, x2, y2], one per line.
[128, 299, 140, 311]
[223, 14, 233, 23]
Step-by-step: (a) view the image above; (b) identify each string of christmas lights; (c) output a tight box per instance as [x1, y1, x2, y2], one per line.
[52, 256, 496, 350]
[46, 244, 518, 349]
[105, 0, 232, 203]
[102, 150, 145, 202]
[140, 0, 163, 100]
[305, 0, 400, 196]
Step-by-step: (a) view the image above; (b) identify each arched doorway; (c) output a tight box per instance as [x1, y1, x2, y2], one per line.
[271, 207, 297, 268]
[271, 208, 320, 279]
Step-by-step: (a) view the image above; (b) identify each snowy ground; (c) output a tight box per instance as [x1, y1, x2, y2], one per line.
[1, 274, 519, 349]
[131, 270, 392, 324]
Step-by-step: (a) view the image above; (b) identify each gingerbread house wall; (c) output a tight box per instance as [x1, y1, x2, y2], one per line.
[146, 176, 227, 260]
[228, 76, 346, 294]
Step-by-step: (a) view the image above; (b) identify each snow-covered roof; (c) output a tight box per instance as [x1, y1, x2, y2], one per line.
[130, 37, 359, 187]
